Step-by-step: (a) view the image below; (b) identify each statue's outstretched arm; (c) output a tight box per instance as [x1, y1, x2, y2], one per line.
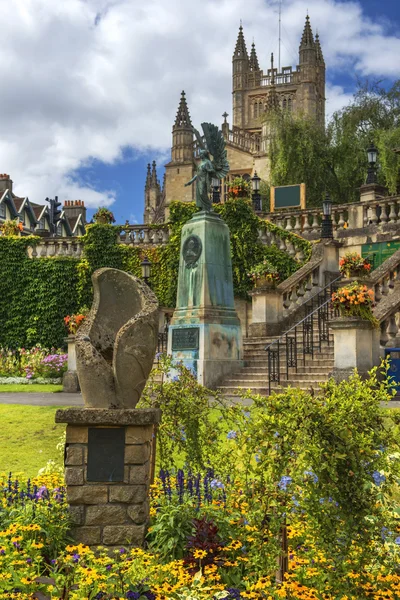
[185, 174, 197, 187]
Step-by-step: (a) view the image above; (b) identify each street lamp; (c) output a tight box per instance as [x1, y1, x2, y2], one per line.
[366, 142, 378, 184]
[211, 177, 221, 204]
[321, 192, 333, 239]
[251, 171, 262, 212]
[141, 255, 151, 286]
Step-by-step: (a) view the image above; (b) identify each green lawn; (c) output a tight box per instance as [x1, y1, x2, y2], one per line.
[0, 384, 63, 393]
[0, 405, 65, 479]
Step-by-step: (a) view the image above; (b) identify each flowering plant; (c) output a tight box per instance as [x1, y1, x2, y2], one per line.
[248, 260, 280, 287]
[339, 252, 371, 278]
[0, 219, 23, 236]
[64, 313, 86, 335]
[93, 207, 116, 223]
[0, 345, 67, 379]
[332, 282, 376, 322]
[227, 176, 252, 199]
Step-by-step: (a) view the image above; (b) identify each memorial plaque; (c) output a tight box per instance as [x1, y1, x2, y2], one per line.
[172, 327, 199, 351]
[183, 235, 202, 266]
[87, 427, 125, 482]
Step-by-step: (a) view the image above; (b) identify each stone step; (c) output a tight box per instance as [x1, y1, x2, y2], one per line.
[245, 336, 334, 348]
[244, 350, 334, 360]
[219, 383, 325, 395]
[238, 364, 334, 374]
[224, 370, 331, 383]
[244, 357, 335, 367]
[222, 373, 330, 386]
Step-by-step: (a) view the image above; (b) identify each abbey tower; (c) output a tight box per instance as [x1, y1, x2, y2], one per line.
[144, 15, 325, 223]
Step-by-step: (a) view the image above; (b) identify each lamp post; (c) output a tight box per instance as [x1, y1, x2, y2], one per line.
[211, 177, 221, 204]
[321, 192, 333, 239]
[366, 142, 378, 184]
[251, 171, 262, 212]
[141, 255, 151, 286]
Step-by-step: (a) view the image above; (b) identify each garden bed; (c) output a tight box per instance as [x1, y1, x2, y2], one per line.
[0, 376, 62, 384]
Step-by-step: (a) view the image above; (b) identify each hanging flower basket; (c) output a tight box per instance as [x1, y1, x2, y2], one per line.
[339, 252, 371, 279]
[93, 207, 116, 224]
[249, 260, 280, 289]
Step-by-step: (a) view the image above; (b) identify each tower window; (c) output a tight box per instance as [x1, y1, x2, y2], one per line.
[288, 98, 292, 112]
[254, 103, 258, 118]
[283, 98, 287, 110]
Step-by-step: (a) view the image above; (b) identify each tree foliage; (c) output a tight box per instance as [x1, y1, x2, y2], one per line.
[268, 79, 400, 205]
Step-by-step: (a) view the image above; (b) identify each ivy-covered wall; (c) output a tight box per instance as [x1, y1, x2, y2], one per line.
[0, 198, 311, 349]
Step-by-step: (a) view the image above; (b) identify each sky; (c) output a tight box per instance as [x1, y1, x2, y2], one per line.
[2, 0, 400, 224]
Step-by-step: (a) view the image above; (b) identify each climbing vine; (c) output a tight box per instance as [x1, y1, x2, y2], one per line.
[0, 199, 311, 348]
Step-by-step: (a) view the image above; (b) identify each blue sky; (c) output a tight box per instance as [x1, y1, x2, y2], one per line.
[1, 0, 399, 224]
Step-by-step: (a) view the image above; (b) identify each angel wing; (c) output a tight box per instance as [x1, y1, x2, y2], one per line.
[201, 122, 230, 180]
[193, 126, 206, 151]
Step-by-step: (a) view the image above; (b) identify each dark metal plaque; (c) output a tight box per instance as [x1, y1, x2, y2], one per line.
[183, 235, 202, 266]
[172, 327, 199, 351]
[87, 427, 125, 482]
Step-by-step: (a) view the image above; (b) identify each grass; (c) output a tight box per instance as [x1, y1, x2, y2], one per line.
[0, 384, 63, 393]
[0, 405, 65, 478]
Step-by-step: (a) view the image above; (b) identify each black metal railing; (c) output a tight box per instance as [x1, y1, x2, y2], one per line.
[265, 276, 342, 394]
[156, 327, 169, 363]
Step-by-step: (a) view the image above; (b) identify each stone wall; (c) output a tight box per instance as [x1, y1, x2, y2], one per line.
[56, 409, 161, 549]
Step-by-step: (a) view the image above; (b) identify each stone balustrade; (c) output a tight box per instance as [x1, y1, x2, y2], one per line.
[120, 225, 170, 245]
[257, 227, 306, 262]
[27, 240, 84, 258]
[262, 195, 400, 239]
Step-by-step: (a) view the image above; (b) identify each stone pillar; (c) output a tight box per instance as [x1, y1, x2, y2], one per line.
[168, 211, 243, 388]
[359, 183, 386, 203]
[55, 408, 161, 549]
[249, 286, 283, 337]
[62, 335, 80, 393]
[329, 317, 376, 381]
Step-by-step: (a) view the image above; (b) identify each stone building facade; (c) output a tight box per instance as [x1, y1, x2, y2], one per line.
[144, 15, 326, 223]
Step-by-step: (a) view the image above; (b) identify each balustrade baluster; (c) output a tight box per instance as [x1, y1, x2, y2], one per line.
[303, 214, 310, 231]
[296, 249, 305, 262]
[337, 211, 345, 229]
[389, 271, 395, 290]
[162, 228, 170, 243]
[388, 202, 397, 223]
[143, 228, 150, 244]
[278, 238, 286, 252]
[370, 205, 379, 225]
[311, 213, 319, 231]
[374, 283, 382, 303]
[386, 315, 398, 346]
[285, 217, 293, 231]
[382, 276, 390, 296]
[363, 205, 369, 227]
[58, 244, 66, 256]
[380, 203, 389, 224]
[287, 241, 296, 257]
[31, 245, 37, 258]
[66, 243, 73, 256]
[380, 320, 389, 347]
[294, 215, 301, 232]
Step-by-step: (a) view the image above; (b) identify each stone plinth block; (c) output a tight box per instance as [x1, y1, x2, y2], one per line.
[56, 407, 160, 548]
[168, 211, 244, 388]
[63, 336, 80, 393]
[329, 316, 378, 381]
[249, 287, 283, 338]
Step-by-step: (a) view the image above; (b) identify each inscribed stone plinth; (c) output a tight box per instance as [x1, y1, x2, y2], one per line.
[168, 211, 243, 388]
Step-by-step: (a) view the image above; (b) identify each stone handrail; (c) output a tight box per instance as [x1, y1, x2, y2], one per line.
[276, 244, 324, 319]
[257, 226, 307, 262]
[366, 249, 400, 346]
[262, 195, 400, 239]
[27, 225, 170, 257]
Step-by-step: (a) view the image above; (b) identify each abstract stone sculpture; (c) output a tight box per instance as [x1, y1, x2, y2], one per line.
[76, 268, 158, 408]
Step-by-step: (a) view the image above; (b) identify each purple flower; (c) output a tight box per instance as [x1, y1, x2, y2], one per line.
[210, 479, 224, 490]
[278, 475, 292, 491]
[72, 553, 80, 563]
[304, 470, 318, 483]
[395, 537, 400, 545]
[372, 471, 386, 486]
[227, 430, 237, 440]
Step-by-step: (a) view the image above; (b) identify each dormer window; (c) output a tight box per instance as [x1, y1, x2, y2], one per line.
[56, 223, 62, 236]
[0, 202, 5, 218]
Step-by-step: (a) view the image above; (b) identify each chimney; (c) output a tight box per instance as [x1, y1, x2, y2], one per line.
[0, 174, 13, 193]
[63, 200, 87, 223]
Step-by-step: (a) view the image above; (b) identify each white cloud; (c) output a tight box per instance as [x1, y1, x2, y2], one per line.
[0, 0, 397, 207]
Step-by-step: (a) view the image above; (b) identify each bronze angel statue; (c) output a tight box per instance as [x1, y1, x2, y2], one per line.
[184, 122, 230, 212]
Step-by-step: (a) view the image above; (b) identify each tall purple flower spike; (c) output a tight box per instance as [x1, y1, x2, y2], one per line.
[76, 268, 158, 408]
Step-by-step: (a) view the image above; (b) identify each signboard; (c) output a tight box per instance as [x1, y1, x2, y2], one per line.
[172, 327, 199, 351]
[87, 427, 125, 482]
[361, 241, 400, 269]
[270, 183, 306, 212]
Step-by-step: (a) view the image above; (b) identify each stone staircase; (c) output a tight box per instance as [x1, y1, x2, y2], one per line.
[219, 318, 335, 397]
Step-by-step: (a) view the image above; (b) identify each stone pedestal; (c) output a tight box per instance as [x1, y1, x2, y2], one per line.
[55, 408, 161, 548]
[168, 211, 243, 388]
[249, 287, 282, 337]
[63, 335, 80, 393]
[329, 316, 376, 381]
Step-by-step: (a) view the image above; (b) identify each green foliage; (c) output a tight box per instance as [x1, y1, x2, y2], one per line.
[1, 200, 310, 348]
[0, 237, 80, 349]
[139, 356, 228, 472]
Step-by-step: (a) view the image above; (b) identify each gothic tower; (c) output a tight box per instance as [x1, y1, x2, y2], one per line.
[164, 91, 195, 217]
[231, 15, 325, 133]
[143, 161, 162, 224]
[232, 25, 249, 129]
